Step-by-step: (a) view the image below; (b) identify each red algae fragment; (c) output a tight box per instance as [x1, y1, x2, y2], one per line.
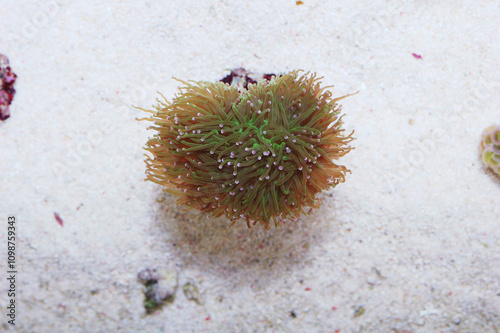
[0, 54, 17, 121]
[412, 53, 422, 59]
[220, 68, 276, 91]
[54, 212, 64, 227]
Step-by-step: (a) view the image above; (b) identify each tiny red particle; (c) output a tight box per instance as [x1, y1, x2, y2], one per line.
[305, 287, 311, 291]
[205, 316, 211, 321]
[412, 53, 422, 59]
[332, 306, 337, 310]
[54, 212, 64, 227]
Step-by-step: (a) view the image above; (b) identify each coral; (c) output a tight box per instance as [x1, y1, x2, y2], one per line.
[141, 70, 354, 229]
[480, 125, 500, 176]
[0, 54, 17, 121]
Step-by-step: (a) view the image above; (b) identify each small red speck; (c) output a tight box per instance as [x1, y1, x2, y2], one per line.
[335, 330, 340, 333]
[205, 316, 211, 321]
[259, 244, 264, 249]
[412, 53, 422, 59]
[54, 212, 64, 227]
[448, 291, 452, 296]
[305, 287, 311, 291]
[332, 306, 337, 310]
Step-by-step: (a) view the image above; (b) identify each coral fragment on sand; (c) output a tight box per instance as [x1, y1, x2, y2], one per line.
[0, 54, 17, 121]
[141, 70, 354, 228]
[138, 268, 178, 314]
[480, 125, 500, 176]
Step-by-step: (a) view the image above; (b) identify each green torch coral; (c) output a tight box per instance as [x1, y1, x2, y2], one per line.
[480, 125, 500, 177]
[141, 70, 354, 229]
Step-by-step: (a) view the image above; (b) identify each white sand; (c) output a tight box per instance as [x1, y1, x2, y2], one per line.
[1, 0, 499, 332]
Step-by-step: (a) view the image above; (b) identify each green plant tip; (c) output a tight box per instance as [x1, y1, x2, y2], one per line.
[480, 125, 500, 177]
[141, 70, 355, 229]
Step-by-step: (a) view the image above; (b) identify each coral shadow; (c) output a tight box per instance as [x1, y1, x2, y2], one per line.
[152, 189, 344, 287]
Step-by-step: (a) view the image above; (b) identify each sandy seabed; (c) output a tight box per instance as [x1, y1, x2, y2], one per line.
[1, 1, 499, 332]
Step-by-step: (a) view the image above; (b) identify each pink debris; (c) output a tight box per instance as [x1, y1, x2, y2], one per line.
[412, 53, 422, 59]
[54, 212, 64, 227]
[0, 54, 17, 121]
